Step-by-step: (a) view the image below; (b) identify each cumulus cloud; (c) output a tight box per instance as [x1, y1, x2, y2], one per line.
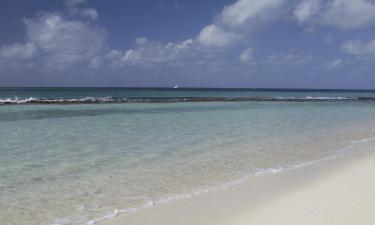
[294, 0, 375, 30]
[264, 52, 315, 67]
[197, 25, 239, 48]
[135, 37, 148, 45]
[95, 39, 196, 67]
[3, 0, 374, 75]
[65, 0, 98, 20]
[123, 0, 288, 63]
[0, 42, 36, 59]
[0, 0, 320, 71]
[70, 7, 98, 20]
[321, 0, 375, 29]
[0, 0, 108, 71]
[342, 39, 375, 55]
[196, 0, 286, 48]
[25, 13, 106, 68]
[239, 48, 254, 63]
[220, 0, 286, 28]
[294, 0, 322, 25]
[0, 12, 107, 70]
[123, 39, 196, 65]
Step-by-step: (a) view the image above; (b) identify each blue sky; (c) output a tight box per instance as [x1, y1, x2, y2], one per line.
[1, 0, 375, 88]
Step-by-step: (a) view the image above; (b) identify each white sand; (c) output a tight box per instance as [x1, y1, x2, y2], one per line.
[234, 152, 375, 225]
[104, 146, 375, 225]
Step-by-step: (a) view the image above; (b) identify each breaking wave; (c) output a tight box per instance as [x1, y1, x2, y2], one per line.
[0, 96, 373, 105]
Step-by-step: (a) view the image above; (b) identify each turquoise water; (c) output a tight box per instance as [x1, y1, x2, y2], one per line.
[1, 89, 375, 225]
[2, 87, 375, 99]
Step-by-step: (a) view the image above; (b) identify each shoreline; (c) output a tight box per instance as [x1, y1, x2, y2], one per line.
[233, 150, 375, 225]
[102, 141, 375, 225]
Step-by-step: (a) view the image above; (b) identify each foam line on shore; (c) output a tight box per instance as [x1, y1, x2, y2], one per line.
[68, 137, 375, 225]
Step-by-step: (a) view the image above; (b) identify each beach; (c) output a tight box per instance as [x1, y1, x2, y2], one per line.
[2, 0, 375, 223]
[2, 88, 375, 225]
[235, 151, 375, 225]
[1, 0, 375, 222]
[104, 142, 375, 225]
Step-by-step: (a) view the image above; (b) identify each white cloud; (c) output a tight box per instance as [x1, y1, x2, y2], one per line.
[65, 0, 86, 7]
[239, 48, 254, 63]
[294, 0, 321, 25]
[25, 13, 106, 68]
[84, 0, 292, 68]
[294, 0, 375, 30]
[1, 13, 107, 69]
[5, 0, 371, 74]
[70, 8, 98, 20]
[321, 0, 375, 29]
[116, 0, 290, 66]
[135, 37, 148, 45]
[89, 56, 103, 68]
[0, 42, 36, 59]
[220, 0, 286, 28]
[327, 59, 342, 69]
[196, 0, 286, 48]
[65, 0, 98, 20]
[0, 1, 107, 71]
[264, 52, 314, 67]
[197, 24, 239, 48]
[342, 39, 375, 55]
[102, 39, 195, 67]
[125, 0, 287, 62]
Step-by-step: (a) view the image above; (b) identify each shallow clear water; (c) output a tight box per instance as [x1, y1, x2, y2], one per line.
[1, 89, 375, 225]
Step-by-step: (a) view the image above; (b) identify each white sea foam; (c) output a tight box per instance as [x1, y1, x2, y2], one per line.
[0, 96, 117, 104]
[255, 167, 285, 176]
[275, 96, 356, 100]
[0, 96, 37, 104]
[84, 201, 156, 225]
[301, 96, 352, 100]
[0, 95, 365, 105]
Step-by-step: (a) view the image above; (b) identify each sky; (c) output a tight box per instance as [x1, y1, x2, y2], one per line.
[1, 0, 375, 88]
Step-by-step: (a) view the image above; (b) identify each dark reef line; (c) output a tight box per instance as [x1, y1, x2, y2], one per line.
[1, 96, 375, 105]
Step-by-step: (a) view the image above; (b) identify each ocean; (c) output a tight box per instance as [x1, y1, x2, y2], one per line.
[1, 88, 375, 225]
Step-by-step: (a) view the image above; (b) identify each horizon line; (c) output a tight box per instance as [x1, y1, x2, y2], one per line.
[1, 87, 375, 91]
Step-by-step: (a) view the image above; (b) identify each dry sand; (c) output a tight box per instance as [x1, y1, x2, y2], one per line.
[104, 144, 375, 225]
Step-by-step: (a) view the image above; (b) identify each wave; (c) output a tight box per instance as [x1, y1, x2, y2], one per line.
[1, 96, 374, 105]
[0, 96, 39, 104]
